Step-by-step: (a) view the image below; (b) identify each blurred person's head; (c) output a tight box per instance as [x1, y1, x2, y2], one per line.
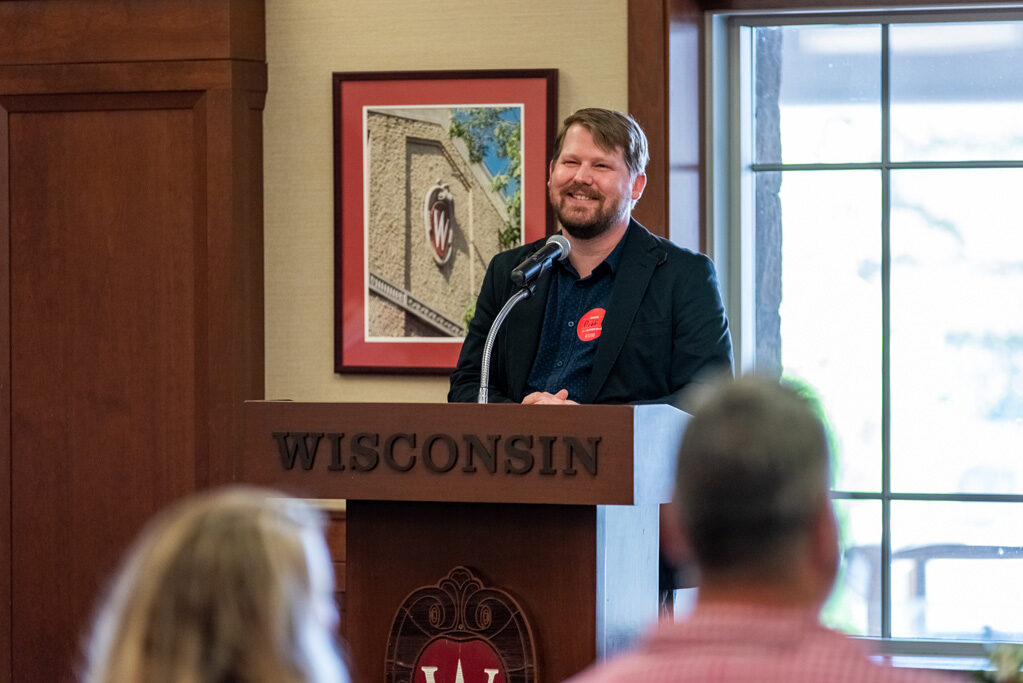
[82, 486, 348, 683]
[673, 375, 837, 607]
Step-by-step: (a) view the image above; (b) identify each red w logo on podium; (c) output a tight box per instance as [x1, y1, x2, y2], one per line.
[386, 567, 537, 683]
[415, 639, 504, 683]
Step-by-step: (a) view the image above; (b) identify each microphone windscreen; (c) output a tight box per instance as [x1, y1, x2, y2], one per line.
[547, 234, 571, 260]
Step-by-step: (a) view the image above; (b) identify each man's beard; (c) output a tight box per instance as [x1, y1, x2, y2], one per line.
[551, 184, 631, 240]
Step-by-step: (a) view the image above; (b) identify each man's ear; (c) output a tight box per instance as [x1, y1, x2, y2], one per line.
[548, 160, 555, 188]
[810, 500, 840, 586]
[660, 499, 691, 569]
[631, 172, 647, 201]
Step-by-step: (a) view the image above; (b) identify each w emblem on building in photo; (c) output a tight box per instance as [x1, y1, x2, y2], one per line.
[425, 182, 454, 265]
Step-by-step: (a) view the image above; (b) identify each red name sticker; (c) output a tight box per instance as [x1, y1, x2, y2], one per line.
[577, 308, 606, 342]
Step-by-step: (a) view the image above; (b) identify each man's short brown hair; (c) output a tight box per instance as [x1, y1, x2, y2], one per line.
[551, 108, 649, 177]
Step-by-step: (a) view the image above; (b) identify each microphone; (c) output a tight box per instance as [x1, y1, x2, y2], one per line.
[509, 235, 571, 288]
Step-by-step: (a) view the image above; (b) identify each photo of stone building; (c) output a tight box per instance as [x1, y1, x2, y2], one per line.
[364, 106, 519, 339]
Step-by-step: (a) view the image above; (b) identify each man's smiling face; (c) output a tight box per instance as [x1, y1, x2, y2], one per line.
[547, 124, 644, 240]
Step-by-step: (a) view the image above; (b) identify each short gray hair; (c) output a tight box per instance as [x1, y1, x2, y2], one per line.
[675, 375, 832, 574]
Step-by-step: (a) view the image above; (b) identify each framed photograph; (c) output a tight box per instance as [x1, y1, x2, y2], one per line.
[333, 69, 558, 373]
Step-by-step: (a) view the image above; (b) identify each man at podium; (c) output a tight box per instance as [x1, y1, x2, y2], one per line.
[447, 107, 732, 407]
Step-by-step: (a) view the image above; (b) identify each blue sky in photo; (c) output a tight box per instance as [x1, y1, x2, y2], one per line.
[457, 106, 522, 199]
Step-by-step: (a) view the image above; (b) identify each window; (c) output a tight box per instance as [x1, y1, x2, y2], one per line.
[712, 10, 1023, 653]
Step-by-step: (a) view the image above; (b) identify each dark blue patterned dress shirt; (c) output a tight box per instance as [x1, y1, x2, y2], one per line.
[524, 230, 628, 402]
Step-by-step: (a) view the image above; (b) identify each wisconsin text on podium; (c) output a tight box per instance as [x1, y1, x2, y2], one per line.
[272, 431, 600, 476]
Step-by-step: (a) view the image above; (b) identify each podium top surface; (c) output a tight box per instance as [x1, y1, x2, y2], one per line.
[240, 401, 689, 506]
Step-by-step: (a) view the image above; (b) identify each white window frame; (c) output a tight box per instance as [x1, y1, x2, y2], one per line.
[704, 6, 1023, 667]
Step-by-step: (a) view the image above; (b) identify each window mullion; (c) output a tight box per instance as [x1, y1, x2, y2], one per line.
[880, 20, 893, 642]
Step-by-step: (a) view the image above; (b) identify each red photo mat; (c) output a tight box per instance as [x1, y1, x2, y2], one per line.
[334, 70, 557, 373]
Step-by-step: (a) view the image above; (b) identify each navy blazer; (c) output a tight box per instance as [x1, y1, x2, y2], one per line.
[447, 219, 732, 405]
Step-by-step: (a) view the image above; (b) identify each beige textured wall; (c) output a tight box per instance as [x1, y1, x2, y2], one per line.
[264, 0, 628, 402]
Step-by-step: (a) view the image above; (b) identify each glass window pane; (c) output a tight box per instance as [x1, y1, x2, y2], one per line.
[891, 22, 1023, 162]
[824, 499, 882, 637]
[754, 25, 880, 165]
[756, 170, 882, 492]
[891, 501, 1023, 640]
[891, 169, 1023, 494]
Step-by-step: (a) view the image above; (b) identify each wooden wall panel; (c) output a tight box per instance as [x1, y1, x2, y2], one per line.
[0, 3, 266, 680]
[0, 97, 11, 683]
[628, 0, 670, 240]
[205, 73, 267, 486]
[346, 501, 598, 683]
[327, 511, 347, 632]
[0, 0, 264, 65]
[8, 97, 205, 681]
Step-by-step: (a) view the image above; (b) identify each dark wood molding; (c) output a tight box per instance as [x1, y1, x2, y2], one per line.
[0, 2, 265, 680]
[628, 0, 670, 239]
[0, 0, 265, 66]
[326, 510, 347, 631]
[0, 95, 11, 683]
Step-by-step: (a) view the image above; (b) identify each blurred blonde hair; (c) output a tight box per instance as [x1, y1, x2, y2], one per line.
[82, 486, 348, 683]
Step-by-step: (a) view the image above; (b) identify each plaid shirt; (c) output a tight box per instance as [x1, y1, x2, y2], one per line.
[567, 603, 963, 683]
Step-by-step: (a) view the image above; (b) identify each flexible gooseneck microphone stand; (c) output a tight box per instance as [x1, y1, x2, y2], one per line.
[477, 284, 534, 404]
[477, 234, 570, 404]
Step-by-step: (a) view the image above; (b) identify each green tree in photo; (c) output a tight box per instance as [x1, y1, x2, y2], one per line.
[449, 108, 522, 250]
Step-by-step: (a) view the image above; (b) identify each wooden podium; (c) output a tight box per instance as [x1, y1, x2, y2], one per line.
[241, 401, 688, 682]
